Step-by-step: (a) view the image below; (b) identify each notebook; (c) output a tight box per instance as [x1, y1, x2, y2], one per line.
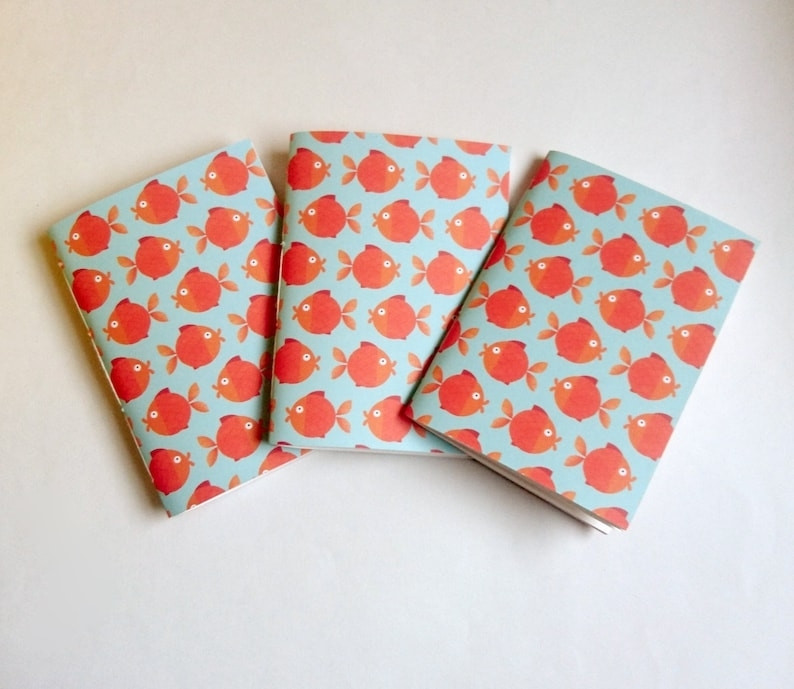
[49, 140, 302, 515]
[268, 131, 511, 453]
[408, 151, 757, 531]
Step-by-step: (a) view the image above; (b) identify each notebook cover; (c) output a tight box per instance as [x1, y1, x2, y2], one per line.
[268, 131, 511, 453]
[49, 140, 302, 515]
[408, 151, 757, 530]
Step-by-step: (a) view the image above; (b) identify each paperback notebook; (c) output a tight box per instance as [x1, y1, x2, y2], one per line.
[269, 131, 511, 453]
[49, 140, 301, 515]
[408, 151, 757, 531]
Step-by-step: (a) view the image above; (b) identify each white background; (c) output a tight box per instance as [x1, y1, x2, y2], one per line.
[2, 2, 792, 687]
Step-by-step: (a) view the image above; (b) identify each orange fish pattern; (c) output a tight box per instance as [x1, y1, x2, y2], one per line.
[269, 131, 510, 452]
[409, 151, 757, 530]
[48, 140, 303, 515]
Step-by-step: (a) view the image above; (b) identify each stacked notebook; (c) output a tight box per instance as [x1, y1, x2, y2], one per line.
[49, 134, 757, 530]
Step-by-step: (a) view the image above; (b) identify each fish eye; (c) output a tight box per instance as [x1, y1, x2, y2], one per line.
[663, 375, 672, 384]
[589, 339, 598, 347]
[221, 377, 229, 385]
[459, 171, 468, 179]
[633, 254, 642, 261]
[619, 467, 627, 476]
[163, 242, 171, 250]
[173, 454, 182, 463]
[637, 418, 646, 427]
[537, 261, 546, 269]
[249, 258, 258, 266]
[313, 161, 322, 169]
[378, 307, 386, 315]
[563, 223, 572, 230]
[581, 180, 590, 188]
[454, 219, 463, 227]
[245, 421, 254, 429]
[456, 267, 464, 274]
[373, 409, 381, 417]
[681, 329, 689, 337]
[518, 305, 527, 313]
[472, 392, 481, 400]
[302, 353, 311, 361]
[608, 294, 617, 302]
[544, 428, 553, 437]
[203, 330, 212, 339]
[179, 288, 188, 295]
[300, 303, 310, 312]
[149, 410, 158, 418]
[139, 200, 148, 208]
[705, 288, 714, 296]
[492, 346, 501, 354]
[383, 260, 391, 268]
[232, 214, 241, 222]
[307, 208, 316, 216]
[381, 211, 390, 220]
[563, 381, 572, 389]
[651, 211, 660, 219]
[71, 232, 80, 240]
[133, 364, 142, 371]
[387, 165, 396, 172]
[721, 244, 731, 252]
[295, 405, 303, 414]
[110, 320, 118, 328]
[379, 357, 387, 366]
[94, 274, 102, 282]
[308, 256, 316, 263]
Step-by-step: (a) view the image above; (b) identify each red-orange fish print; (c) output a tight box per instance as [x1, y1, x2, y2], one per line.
[332, 342, 396, 388]
[372, 200, 434, 242]
[71, 268, 114, 312]
[549, 375, 620, 427]
[285, 391, 351, 438]
[338, 244, 399, 289]
[201, 149, 265, 195]
[368, 295, 430, 339]
[282, 242, 326, 286]
[131, 177, 196, 224]
[654, 261, 721, 311]
[287, 147, 331, 190]
[565, 436, 635, 494]
[273, 338, 321, 384]
[526, 256, 592, 303]
[514, 201, 578, 245]
[710, 238, 755, 282]
[582, 229, 649, 278]
[149, 449, 193, 495]
[142, 384, 208, 435]
[363, 396, 413, 443]
[64, 206, 126, 256]
[639, 206, 706, 252]
[416, 156, 475, 199]
[103, 294, 167, 345]
[298, 194, 361, 237]
[342, 150, 404, 192]
[537, 312, 605, 363]
[172, 264, 237, 312]
[610, 346, 680, 400]
[492, 400, 560, 454]
[668, 323, 716, 368]
[109, 357, 153, 402]
[624, 413, 674, 460]
[293, 290, 356, 335]
[570, 175, 635, 219]
[421, 366, 488, 416]
[469, 283, 533, 329]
